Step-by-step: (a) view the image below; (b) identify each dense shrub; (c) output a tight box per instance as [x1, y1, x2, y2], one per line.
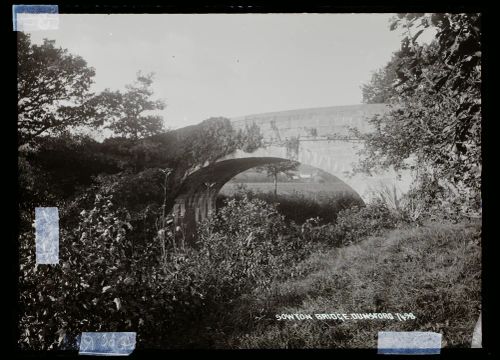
[217, 189, 362, 224]
[198, 196, 316, 287]
[294, 200, 402, 248]
[24, 135, 124, 198]
[297, 217, 338, 246]
[398, 176, 482, 223]
[18, 195, 319, 349]
[332, 200, 401, 246]
[19, 194, 153, 350]
[18, 159, 410, 350]
[219, 187, 403, 248]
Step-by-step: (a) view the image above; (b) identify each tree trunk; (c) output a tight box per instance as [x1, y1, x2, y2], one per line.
[273, 173, 278, 199]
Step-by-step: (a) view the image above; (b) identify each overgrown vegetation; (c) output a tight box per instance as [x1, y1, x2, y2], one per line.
[357, 13, 481, 219]
[17, 33, 266, 350]
[220, 221, 481, 349]
[217, 186, 363, 224]
[19, 193, 410, 349]
[17, 13, 481, 351]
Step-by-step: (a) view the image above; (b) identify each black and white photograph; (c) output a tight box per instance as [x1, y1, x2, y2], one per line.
[14, 7, 483, 354]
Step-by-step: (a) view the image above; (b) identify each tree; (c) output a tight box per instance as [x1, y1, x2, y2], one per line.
[17, 33, 97, 146]
[361, 52, 400, 104]
[355, 13, 481, 216]
[18, 34, 166, 145]
[257, 160, 300, 198]
[98, 73, 166, 139]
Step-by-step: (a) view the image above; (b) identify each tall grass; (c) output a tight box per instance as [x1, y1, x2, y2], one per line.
[216, 221, 481, 348]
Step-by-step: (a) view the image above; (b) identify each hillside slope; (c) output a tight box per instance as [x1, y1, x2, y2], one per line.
[219, 221, 481, 349]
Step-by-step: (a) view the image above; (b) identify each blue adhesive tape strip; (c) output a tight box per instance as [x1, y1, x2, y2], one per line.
[13, 5, 59, 31]
[378, 348, 442, 355]
[378, 331, 442, 355]
[35, 207, 59, 264]
[79, 332, 136, 356]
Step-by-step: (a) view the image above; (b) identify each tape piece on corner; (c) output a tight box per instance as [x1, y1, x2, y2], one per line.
[471, 312, 482, 348]
[35, 207, 59, 264]
[79, 332, 136, 356]
[377, 331, 442, 355]
[13, 5, 59, 31]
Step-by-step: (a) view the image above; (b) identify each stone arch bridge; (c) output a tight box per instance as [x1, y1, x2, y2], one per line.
[172, 104, 413, 228]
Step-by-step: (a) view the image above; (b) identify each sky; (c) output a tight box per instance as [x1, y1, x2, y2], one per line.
[27, 13, 418, 129]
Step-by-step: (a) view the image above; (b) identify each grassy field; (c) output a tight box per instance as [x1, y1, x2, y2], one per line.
[220, 182, 357, 200]
[214, 221, 481, 349]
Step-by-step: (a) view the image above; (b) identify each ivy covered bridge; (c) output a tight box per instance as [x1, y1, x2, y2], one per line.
[171, 104, 413, 230]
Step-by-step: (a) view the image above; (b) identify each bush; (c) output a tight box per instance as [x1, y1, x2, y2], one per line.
[294, 200, 402, 248]
[332, 200, 401, 246]
[137, 196, 320, 347]
[19, 194, 153, 350]
[399, 175, 482, 223]
[196, 196, 317, 289]
[217, 189, 362, 224]
[18, 195, 319, 350]
[297, 217, 339, 246]
[18, 176, 407, 350]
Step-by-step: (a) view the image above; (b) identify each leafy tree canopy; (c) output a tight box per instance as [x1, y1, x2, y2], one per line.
[94, 73, 166, 139]
[361, 51, 401, 104]
[17, 33, 97, 146]
[356, 13, 481, 216]
[18, 34, 167, 146]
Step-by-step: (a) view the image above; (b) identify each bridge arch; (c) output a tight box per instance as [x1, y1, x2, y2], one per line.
[170, 104, 415, 243]
[227, 104, 413, 200]
[171, 157, 362, 242]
